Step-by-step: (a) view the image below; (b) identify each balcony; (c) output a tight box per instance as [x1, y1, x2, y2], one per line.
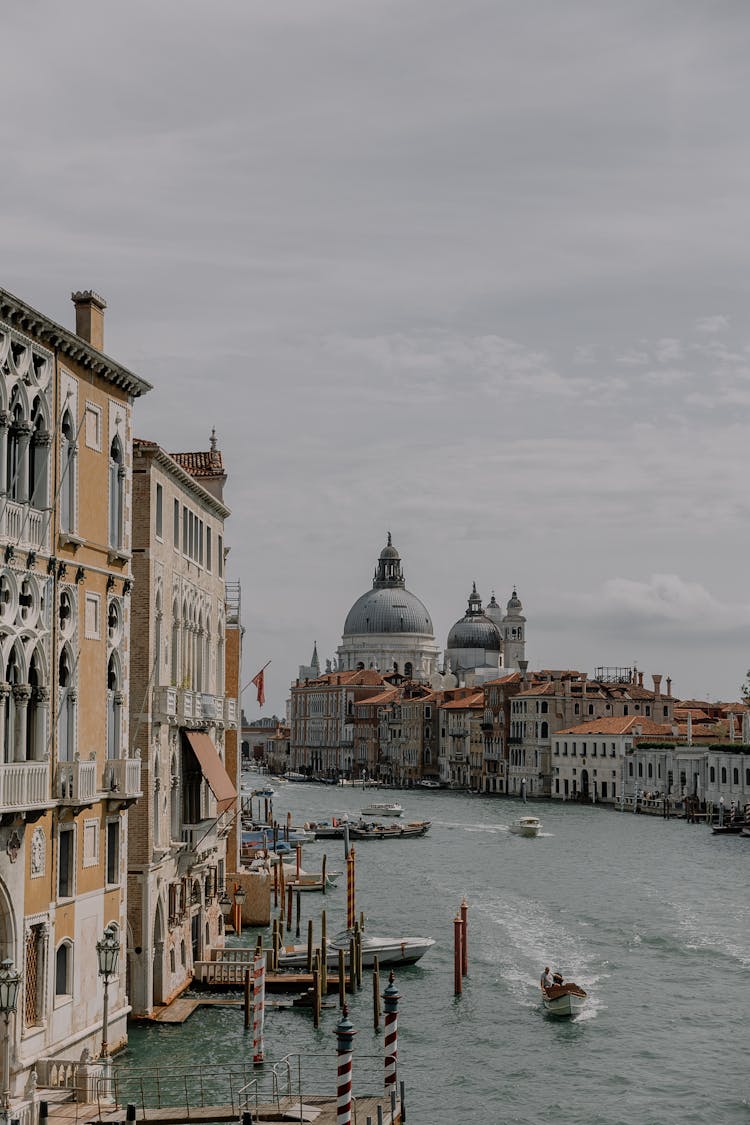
[1, 499, 47, 553]
[103, 753, 142, 803]
[0, 761, 50, 816]
[153, 686, 178, 722]
[56, 758, 97, 807]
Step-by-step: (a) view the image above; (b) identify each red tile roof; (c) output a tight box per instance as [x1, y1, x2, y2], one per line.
[556, 716, 672, 737]
[171, 450, 225, 479]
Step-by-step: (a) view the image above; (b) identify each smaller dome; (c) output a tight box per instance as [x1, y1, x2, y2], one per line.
[506, 588, 523, 614]
[447, 585, 502, 651]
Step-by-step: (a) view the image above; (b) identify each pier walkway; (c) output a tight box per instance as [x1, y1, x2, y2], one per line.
[47, 1094, 400, 1124]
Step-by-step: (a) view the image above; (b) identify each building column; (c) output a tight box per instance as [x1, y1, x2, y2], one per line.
[17, 424, 33, 504]
[32, 686, 49, 761]
[0, 684, 9, 763]
[0, 412, 8, 496]
[13, 684, 31, 762]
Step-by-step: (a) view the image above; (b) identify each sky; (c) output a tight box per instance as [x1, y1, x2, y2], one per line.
[4, 1, 750, 714]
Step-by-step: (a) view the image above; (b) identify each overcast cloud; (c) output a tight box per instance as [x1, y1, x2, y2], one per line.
[4, 1, 750, 710]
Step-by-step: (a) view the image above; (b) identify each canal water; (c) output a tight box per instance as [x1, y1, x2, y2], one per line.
[122, 783, 749, 1123]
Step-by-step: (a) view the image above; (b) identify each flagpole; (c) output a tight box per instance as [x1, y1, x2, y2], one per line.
[240, 661, 272, 697]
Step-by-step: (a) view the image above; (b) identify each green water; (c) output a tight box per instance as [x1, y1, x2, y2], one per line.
[120, 783, 750, 1123]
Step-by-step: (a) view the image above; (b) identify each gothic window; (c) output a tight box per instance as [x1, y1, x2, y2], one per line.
[108, 599, 122, 647]
[29, 396, 49, 509]
[6, 390, 24, 503]
[171, 599, 180, 686]
[109, 434, 124, 549]
[107, 653, 122, 760]
[154, 589, 163, 686]
[540, 722, 549, 738]
[60, 409, 76, 532]
[58, 646, 75, 762]
[55, 941, 73, 998]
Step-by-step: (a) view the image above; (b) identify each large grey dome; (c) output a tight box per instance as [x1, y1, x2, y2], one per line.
[447, 584, 502, 651]
[344, 587, 434, 635]
[343, 535, 435, 636]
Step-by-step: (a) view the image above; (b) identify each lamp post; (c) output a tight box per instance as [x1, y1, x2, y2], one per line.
[0, 959, 21, 1123]
[96, 924, 120, 1071]
[233, 885, 247, 937]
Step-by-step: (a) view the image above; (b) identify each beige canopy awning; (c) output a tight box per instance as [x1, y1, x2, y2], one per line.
[183, 731, 237, 815]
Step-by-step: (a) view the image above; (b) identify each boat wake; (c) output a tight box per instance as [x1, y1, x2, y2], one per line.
[477, 895, 606, 1020]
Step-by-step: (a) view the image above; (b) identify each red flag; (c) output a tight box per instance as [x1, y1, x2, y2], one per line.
[251, 669, 265, 707]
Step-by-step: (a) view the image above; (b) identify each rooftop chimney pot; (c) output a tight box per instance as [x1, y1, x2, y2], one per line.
[71, 290, 107, 350]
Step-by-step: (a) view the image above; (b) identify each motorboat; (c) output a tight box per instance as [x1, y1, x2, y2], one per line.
[360, 801, 403, 817]
[509, 815, 542, 838]
[349, 819, 431, 840]
[285, 772, 307, 782]
[417, 779, 441, 789]
[541, 979, 587, 1018]
[278, 929, 436, 969]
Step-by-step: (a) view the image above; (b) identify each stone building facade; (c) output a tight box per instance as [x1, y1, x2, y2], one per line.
[0, 288, 149, 1105]
[127, 437, 238, 1017]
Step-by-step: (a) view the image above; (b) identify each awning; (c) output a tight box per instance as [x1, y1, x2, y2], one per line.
[183, 731, 237, 815]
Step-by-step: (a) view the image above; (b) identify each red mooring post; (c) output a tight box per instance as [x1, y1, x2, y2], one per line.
[382, 970, 400, 1098]
[453, 912, 463, 996]
[460, 897, 468, 977]
[335, 1005, 357, 1125]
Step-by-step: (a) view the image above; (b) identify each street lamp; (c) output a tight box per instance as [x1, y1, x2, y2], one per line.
[96, 924, 120, 1065]
[0, 959, 21, 1123]
[233, 885, 247, 937]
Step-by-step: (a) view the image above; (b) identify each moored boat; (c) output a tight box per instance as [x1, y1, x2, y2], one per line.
[278, 929, 436, 969]
[349, 819, 431, 840]
[360, 801, 403, 817]
[509, 815, 542, 838]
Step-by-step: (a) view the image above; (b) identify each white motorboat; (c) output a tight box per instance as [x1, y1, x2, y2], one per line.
[278, 930, 435, 969]
[360, 801, 403, 817]
[509, 815, 542, 838]
[541, 981, 587, 1017]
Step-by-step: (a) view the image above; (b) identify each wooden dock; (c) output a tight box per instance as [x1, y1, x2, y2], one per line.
[46, 1094, 400, 1124]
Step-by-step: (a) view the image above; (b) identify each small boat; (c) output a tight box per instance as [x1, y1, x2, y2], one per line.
[541, 980, 587, 1018]
[509, 815, 542, 838]
[711, 822, 746, 835]
[252, 785, 275, 798]
[278, 930, 436, 969]
[360, 801, 403, 817]
[417, 779, 441, 789]
[285, 869, 341, 892]
[285, 772, 308, 782]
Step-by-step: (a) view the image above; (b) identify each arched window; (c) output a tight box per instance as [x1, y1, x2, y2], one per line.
[171, 599, 180, 686]
[3, 647, 22, 763]
[540, 721, 549, 738]
[6, 390, 24, 503]
[733, 767, 739, 785]
[109, 434, 124, 549]
[170, 753, 180, 841]
[540, 702, 548, 714]
[709, 766, 715, 783]
[55, 941, 73, 997]
[58, 646, 75, 762]
[107, 653, 121, 760]
[29, 396, 49, 509]
[154, 589, 163, 687]
[721, 767, 727, 784]
[60, 409, 76, 532]
[153, 753, 161, 847]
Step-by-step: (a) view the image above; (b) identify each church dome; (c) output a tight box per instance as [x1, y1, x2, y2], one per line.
[343, 535, 435, 637]
[344, 587, 434, 635]
[447, 584, 502, 651]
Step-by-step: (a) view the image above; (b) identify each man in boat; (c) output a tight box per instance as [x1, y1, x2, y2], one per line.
[541, 967, 553, 991]
[552, 971, 564, 987]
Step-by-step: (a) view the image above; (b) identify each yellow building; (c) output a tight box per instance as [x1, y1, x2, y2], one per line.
[0, 288, 150, 1111]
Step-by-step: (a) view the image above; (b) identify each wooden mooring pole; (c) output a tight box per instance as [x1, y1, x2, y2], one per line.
[372, 954, 381, 1032]
[460, 898, 468, 977]
[453, 912, 463, 996]
[243, 967, 251, 1029]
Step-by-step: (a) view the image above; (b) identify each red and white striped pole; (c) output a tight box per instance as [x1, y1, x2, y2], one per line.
[382, 970, 400, 1098]
[335, 1005, 357, 1125]
[252, 954, 266, 1065]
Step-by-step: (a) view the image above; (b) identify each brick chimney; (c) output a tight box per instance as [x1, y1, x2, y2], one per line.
[71, 290, 107, 350]
[652, 674, 662, 699]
